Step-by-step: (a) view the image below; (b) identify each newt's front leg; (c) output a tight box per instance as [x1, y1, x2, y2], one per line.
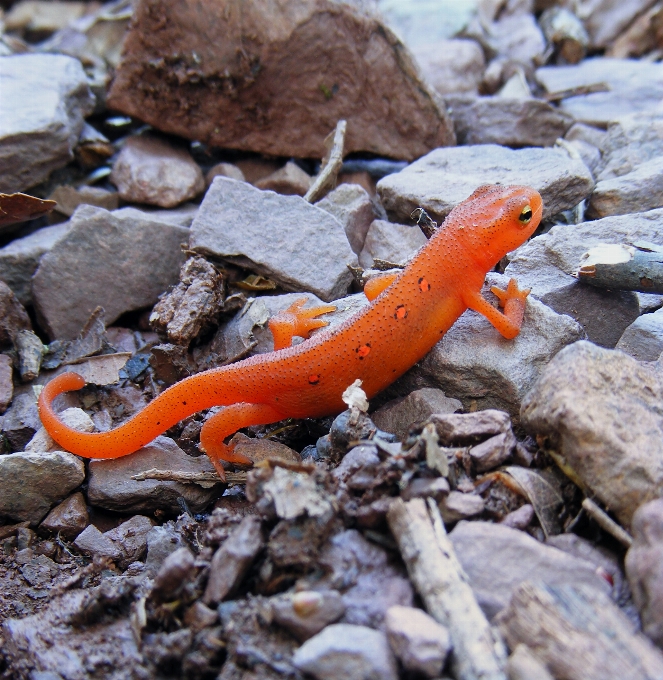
[268, 298, 336, 350]
[463, 278, 530, 339]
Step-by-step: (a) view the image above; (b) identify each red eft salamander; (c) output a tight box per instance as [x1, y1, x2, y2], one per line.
[38, 185, 543, 480]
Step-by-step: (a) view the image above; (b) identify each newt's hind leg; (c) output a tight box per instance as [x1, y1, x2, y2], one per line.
[200, 403, 285, 481]
[268, 298, 336, 350]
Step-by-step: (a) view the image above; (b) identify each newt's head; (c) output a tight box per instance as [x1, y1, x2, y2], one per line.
[446, 185, 543, 269]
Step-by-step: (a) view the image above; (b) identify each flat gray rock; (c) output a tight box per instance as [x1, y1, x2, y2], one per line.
[0, 54, 94, 193]
[394, 273, 583, 417]
[589, 155, 663, 218]
[358, 219, 427, 269]
[535, 58, 663, 126]
[449, 520, 611, 620]
[86, 435, 223, 514]
[447, 96, 574, 148]
[616, 308, 663, 361]
[293, 623, 398, 680]
[32, 205, 189, 339]
[0, 222, 72, 306]
[0, 450, 85, 524]
[521, 341, 663, 527]
[505, 208, 663, 346]
[377, 144, 594, 224]
[190, 177, 357, 301]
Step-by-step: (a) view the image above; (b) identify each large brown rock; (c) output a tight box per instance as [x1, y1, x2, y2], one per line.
[107, 0, 455, 161]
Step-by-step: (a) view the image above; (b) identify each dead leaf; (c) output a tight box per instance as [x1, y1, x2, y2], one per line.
[503, 466, 564, 537]
[0, 193, 56, 227]
[68, 353, 131, 385]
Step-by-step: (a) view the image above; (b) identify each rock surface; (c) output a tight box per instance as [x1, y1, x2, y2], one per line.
[0, 450, 85, 524]
[372, 387, 462, 440]
[0, 222, 72, 306]
[107, 0, 455, 161]
[521, 341, 663, 527]
[449, 520, 611, 619]
[385, 605, 451, 678]
[190, 177, 356, 302]
[447, 96, 574, 148]
[0, 280, 31, 346]
[358, 219, 427, 269]
[110, 134, 205, 208]
[0, 353, 12, 413]
[616, 308, 663, 361]
[39, 491, 89, 539]
[316, 183, 377, 255]
[86, 436, 223, 514]
[292, 623, 398, 680]
[377, 144, 594, 224]
[32, 205, 189, 339]
[505, 209, 663, 347]
[536, 58, 663, 125]
[0, 53, 95, 193]
[395, 273, 583, 416]
[626, 498, 663, 647]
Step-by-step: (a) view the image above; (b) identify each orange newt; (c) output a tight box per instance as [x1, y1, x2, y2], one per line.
[38, 185, 543, 480]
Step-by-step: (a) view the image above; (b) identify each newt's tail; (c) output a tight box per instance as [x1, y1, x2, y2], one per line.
[38, 371, 219, 460]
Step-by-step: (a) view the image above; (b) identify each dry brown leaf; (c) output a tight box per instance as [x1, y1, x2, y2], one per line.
[0, 192, 56, 227]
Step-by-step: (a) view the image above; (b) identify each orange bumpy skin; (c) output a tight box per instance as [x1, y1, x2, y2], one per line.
[38, 185, 543, 480]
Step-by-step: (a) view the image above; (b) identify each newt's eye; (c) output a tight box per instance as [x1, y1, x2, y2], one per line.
[518, 205, 533, 225]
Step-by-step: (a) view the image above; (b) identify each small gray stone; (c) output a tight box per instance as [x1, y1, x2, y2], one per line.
[589, 155, 663, 218]
[254, 161, 312, 196]
[110, 134, 204, 208]
[500, 504, 535, 531]
[32, 205, 189, 339]
[439, 490, 484, 523]
[469, 429, 516, 472]
[144, 521, 185, 576]
[272, 590, 346, 642]
[616, 308, 663, 361]
[626, 498, 663, 647]
[316, 183, 377, 255]
[87, 436, 223, 514]
[399, 273, 583, 416]
[536, 58, 663, 125]
[385, 605, 451, 678]
[39, 492, 89, 539]
[358, 219, 427, 269]
[372, 388, 462, 440]
[410, 38, 484, 96]
[333, 445, 380, 485]
[205, 162, 245, 186]
[447, 96, 574, 148]
[0, 280, 31, 345]
[104, 515, 153, 568]
[401, 477, 450, 502]
[319, 529, 413, 629]
[377, 144, 594, 224]
[190, 177, 356, 301]
[1, 390, 41, 451]
[0, 54, 94, 193]
[293, 623, 398, 680]
[74, 524, 121, 561]
[449, 520, 611, 620]
[0, 222, 72, 306]
[0, 450, 85, 524]
[203, 515, 263, 604]
[152, 546, 196, 601]
[0, 353, 12, 414]
[521, 341, 663, 527]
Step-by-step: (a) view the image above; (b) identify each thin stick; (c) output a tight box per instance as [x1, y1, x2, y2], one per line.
[387, 497, 508, 680]
[582, 498, 633, 547]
